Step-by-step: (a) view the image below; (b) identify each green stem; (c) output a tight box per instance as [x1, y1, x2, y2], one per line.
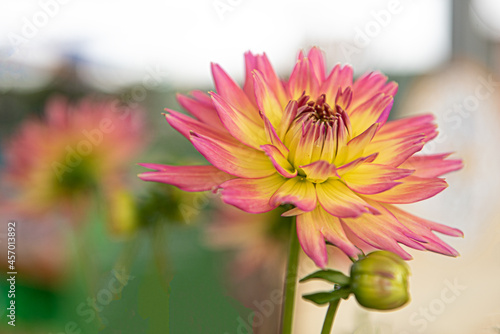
[321, 299, 341, 334]
[150, 222, 173, 292]
[281, 217, 300, 334]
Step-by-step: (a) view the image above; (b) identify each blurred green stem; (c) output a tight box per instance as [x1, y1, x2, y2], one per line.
[150, 222, 173, 291]
[321, 299, 340, 334]
[281, 217, 299, 334]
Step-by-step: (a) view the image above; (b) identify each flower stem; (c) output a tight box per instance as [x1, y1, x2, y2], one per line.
[281, 217, 300, 334]
[321, 299, 341, 334]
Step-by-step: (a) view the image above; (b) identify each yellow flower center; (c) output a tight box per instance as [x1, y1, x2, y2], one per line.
[284, 93, 352, 172]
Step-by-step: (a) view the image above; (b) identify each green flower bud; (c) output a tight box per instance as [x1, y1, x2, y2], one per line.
[350, 251, 410, 310]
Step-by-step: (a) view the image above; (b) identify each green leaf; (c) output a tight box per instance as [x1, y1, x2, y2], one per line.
[302, 292, 339, 305]
[302, 288, 352, 305]
[299, 269, 350, 285]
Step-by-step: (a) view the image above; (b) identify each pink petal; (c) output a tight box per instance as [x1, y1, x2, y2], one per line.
[210, 92, 267, 149]
[190, 90, 213, 104]
[376, 114, 437, 143]
[176, 92, 225, 130]
[341, 220, 412, 261]
[351, 71, 396, 110]
[307, 47, 326, 83]
[262, 112, 289, 155]
[384, 204, 462, 256]
[297, 49, 305, 61]
[220, 173, 286, 213]
[299, 160, 339, 183]
[314, 208, 362, 259]
[288, 120, 319, 168]
[381, 81, 399, 96]
[338, 123, 379, 164]
[400, 153, 463, 178]
[335, 111, 350, 153]
[316, 179, 379, 218]
[190, 132, 275, 178]
[318, 125, 338, 163]
[270, 177, 317, 211]
[261, 144, 297, 178]
[319, 64, 353, 102]
[296, 211, 328, 268]
[165, 109, 234, 143]
[281, 207, 306, 217]
[211, 63, 259, 119]
[296, 206, 362, 267]
[243, 52, 259, 105]
[365, 134, 426, 167]
[253, 69, 284, 130]
[138, 164, 234, 192]
[335, 86, 353, 111]
[244, 52, 289, 107]
[277, 100, 299, 140]
[341, 202, 428, 260]
[337, 153, 379, 175]
[364, 175, 448, 204]
[349, 94, 393, 136]
[288, 57, 319, 100]
[342, 164, 414, 195]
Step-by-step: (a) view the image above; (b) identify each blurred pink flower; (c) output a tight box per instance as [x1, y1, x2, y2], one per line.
[2, 96, 143, 222]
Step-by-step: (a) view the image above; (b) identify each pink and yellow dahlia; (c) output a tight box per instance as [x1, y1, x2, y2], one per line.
[2, 96, 143, 221]
[139, 48, 463, 267]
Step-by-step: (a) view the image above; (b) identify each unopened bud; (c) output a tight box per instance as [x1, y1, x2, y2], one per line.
[350, 251, 410, 310]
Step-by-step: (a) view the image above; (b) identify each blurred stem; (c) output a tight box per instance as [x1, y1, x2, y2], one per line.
[70, 224, 95, 293]
[281, 217, 299, 334]
[147, 221, 173, 333]
[321, 299, 340, 334]
[72, 191, 105, 293]
[149, 222, 173, 291]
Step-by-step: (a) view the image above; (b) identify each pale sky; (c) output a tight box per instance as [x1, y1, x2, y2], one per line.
[0, 0, 453, 90]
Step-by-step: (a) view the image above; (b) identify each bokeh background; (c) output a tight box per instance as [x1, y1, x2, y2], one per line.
[1, 0, 500, 333]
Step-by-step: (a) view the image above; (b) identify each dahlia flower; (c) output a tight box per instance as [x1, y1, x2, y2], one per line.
[2, 96, 143, 221]
[139, 48, 463, 267]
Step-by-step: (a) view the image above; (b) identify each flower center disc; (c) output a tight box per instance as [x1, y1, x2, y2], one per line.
[299, 94, 338, 125]
[284, 93, 352, 170]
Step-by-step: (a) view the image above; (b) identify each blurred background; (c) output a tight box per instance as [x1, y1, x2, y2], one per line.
[1, 0, 500, 333]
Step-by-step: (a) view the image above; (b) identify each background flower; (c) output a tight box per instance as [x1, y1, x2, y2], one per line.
[2, 96, 144, 225]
